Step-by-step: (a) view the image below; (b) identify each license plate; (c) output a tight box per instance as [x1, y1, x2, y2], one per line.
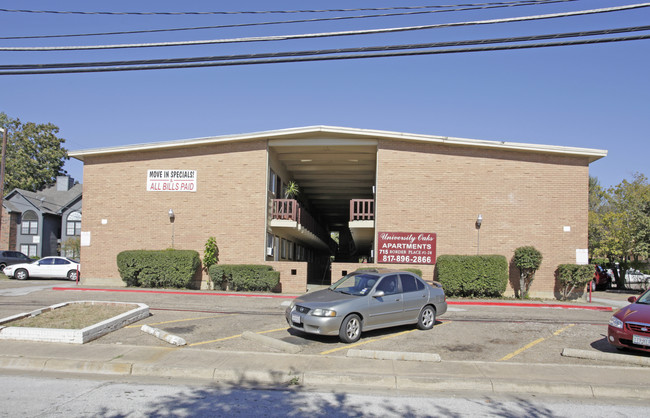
[633, 334, 650, 347]
[291, 313, 301, 324]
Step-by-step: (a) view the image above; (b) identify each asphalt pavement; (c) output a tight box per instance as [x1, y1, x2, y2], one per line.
[0, 281, 649, 400]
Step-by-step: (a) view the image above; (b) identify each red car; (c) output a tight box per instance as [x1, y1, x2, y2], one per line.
[608, 289, 650, 353]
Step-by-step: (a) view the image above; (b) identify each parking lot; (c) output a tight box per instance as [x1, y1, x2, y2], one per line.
[1, 280, 647, 367]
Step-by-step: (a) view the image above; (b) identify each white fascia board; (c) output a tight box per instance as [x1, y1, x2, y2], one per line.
[68, 125, 607, 163]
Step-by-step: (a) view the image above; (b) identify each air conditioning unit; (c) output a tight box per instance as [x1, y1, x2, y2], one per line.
[266, 247, 274, 256]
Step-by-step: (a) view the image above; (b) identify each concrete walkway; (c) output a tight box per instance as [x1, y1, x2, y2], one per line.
[0, 339, 648, 399]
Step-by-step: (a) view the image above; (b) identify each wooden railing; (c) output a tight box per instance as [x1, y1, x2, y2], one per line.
[272, 199, 334, 251]
[350, 199, 374, 221]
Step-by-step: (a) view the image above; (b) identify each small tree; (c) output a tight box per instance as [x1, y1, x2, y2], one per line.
[513, 246, 543, 299]
[61, 236, 80, 259]
[203, 237, 219, 289]
[557, 264, 594, 300]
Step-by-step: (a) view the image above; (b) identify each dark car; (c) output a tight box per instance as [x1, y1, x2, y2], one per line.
[0, 251, 32, 273]
[608, 289, 650, 353]
[286, 269, 447, 343]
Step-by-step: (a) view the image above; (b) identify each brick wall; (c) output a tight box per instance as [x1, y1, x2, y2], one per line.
[80, 140, 269, 287]
[375, 140, 589, 299]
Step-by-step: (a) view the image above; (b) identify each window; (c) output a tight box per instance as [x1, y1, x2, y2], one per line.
[66, 211, 82, 236]
[20, 211, 38, 235]
[20, 244, 37, 257]
[377, 275, 400, 295]
[269, 169, 277, 195]
[400, 275, 424, 293]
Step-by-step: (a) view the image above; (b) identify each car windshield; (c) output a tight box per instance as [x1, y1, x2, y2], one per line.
[636, 290, 650, 304]
[329, 273, 379, 296]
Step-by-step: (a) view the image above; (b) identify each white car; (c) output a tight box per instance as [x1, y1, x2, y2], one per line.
[3, 256, 80, 281]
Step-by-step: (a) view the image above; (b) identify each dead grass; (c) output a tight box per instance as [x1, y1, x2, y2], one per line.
[6, 303, 134, 329]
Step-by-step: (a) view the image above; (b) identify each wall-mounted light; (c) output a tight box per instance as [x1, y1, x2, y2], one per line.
[168, 209, 175, 249]
[475, 214, 482, 255]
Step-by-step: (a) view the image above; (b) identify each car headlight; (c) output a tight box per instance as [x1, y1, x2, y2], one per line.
[311, 308, 337, 317]
[609, 316, 624, 329]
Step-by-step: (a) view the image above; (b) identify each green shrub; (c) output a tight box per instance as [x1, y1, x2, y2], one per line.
[436, 255, 508, 297]
[557, 264, 594, 300]
[513, 246, 543, 298]
[117, 249, 201, 288]
[208, 264, 280, 292]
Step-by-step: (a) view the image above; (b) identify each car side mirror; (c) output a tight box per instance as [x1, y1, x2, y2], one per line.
[628, 296, 637, 303]
[373, 290, 385, 298]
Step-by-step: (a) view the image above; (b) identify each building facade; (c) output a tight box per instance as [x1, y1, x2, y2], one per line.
[1, 176, 82, 258]
[70, 126, 606, 298]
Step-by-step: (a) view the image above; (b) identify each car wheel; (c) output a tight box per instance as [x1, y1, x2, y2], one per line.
[339, 314, 362, 343]
[417, 305, 436, 330]
[590, 280, 596, 292]
[15, 269, 28, 280]
[0, 263, 6, 272]
[67, 270, 78, 281]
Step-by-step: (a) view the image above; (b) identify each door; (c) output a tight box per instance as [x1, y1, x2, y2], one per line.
[400, 274, 429, 322]
[365, 275, 404, 328]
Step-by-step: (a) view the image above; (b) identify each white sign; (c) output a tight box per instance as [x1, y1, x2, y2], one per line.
[81, 231, 91, 247]
[147, 170, 197, 192]
[576, 249, 589, 265]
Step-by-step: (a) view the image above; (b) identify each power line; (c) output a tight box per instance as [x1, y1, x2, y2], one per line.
[1, 30, 648, 75]
[3, 3, 648, 52]
[0, 1, 573, 16]
[3, 25, 648, 70]
[0, 0, 575, 41]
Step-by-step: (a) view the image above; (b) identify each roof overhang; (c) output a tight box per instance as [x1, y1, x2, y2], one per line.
[69, 125, 608, 163]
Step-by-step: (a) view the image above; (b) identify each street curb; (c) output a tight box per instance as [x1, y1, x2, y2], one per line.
[347, 349, 441, 362]
[561, 348, 650, 367]
[2, 354, 649, 398]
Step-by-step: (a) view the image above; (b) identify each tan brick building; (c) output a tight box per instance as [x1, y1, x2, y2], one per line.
[70, 126, 606, 298]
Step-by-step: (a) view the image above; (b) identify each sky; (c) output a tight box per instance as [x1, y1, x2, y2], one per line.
[1, 0, 648, 189]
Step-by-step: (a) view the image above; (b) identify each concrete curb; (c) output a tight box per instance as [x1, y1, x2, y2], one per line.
[0, 301, 149, 344]
[141, 325, 186, 346]
[347, 349, 441, 362]
[241, 331, 301, 354]
[561, 348, 650, 367]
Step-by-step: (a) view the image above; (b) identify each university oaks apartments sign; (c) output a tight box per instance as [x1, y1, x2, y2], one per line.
[377, 232, 437, 265]
[147, 170, 197, 192]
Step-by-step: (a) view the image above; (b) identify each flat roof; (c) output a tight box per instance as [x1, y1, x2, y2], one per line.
[69, 125, 607, 163]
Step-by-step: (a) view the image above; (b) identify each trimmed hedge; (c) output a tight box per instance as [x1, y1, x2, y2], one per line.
[209, 264, 280, 292]
[436, 255, 508, 297]
[117, 249, 201, 288]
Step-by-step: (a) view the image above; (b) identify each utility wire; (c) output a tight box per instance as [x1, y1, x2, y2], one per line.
[0, 1, 574, 16]
[0, 0, 575, 41]
[3, 3, 648, 52]
[3, 25, 648, 70]
[1, 30, 648, 75]
[3, 35, 649, 75]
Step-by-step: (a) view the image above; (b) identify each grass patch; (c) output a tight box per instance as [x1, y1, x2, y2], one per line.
[6, 302, 134, 329]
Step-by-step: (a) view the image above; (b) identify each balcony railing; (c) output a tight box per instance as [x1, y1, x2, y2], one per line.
[272, 199, 333, 249]
[350, 199, 374, 221]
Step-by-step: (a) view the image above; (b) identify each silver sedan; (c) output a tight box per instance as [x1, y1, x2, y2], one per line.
[285, 269, 447, 343]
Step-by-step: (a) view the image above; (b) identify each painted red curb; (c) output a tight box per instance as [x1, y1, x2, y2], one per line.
[52, 287, 294, 299]
[448, 300, 612, 311]
[52, 287, 614, 310]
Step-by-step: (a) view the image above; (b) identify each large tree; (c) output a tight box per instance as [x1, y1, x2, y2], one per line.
[589, 173, 650, 288]
[0, 112, 69, 194]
